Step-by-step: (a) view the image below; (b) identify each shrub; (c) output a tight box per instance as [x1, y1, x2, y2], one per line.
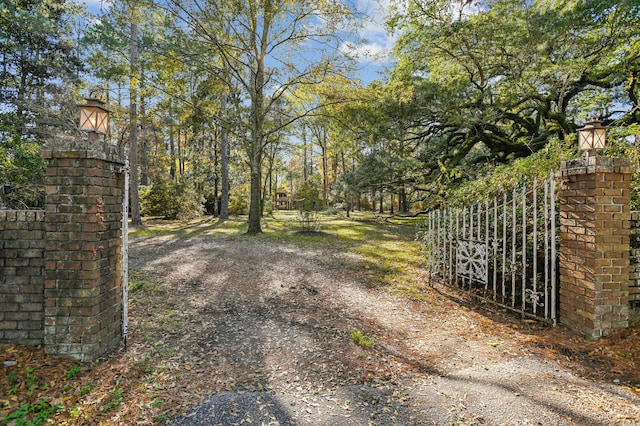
[263, 198, 274, 215]
[604, 124, 640, 209]
[228, 192, 248, 216]
[140, 178, 204, 220]
[294, 183, 323, 232]
[294, 182, 323, 212]
[296, 210, 321, 232]
[0, 130, 45, 209]
[447, 137, 573, 207]
[324, 204, 344, 215]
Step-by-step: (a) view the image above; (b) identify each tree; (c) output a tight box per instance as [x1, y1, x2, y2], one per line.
[384, 0, 640, 198]
[0, 0, 84, 207]
[0, 0, 84, 138]
[129, 8, 142, 225]
[163, 0, 356, 234]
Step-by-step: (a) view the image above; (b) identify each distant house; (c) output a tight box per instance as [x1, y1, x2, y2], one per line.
[274, 190, 292, 210]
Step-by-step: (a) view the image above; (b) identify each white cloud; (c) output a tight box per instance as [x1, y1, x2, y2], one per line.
[80, 0, 111, 12]
[340, 39, 392, 63]
[345, 0, 397, 63]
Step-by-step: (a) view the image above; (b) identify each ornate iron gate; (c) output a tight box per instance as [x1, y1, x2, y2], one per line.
[421, 172, 557, 324]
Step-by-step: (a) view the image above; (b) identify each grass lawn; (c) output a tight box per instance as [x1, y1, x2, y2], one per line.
[130, 211, 429, 301]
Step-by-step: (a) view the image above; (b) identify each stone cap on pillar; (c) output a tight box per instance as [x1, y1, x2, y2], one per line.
[41, 136, 125, 165]
[559, 156, 631, 177]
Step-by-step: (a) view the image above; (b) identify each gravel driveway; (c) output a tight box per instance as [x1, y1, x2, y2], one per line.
[127, 233, 640, 426]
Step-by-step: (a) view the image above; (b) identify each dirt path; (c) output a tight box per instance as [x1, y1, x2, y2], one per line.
[127, 234, 640, 426]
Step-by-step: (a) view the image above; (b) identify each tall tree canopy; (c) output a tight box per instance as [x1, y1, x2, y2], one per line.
[162, 0, 357, 233]
[0, 0, 84, 207]
[0, 0, 84, 136]
[378, 0, 640, 200]
[4, 0, 640, 216]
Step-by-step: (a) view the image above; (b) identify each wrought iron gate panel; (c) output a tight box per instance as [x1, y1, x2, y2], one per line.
[421, 172, 557, 324]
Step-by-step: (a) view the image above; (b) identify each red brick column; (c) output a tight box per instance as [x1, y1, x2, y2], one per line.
[0, 210, 45, 345]
[558, 157, 631, 339]
[41, 138, 125, 361]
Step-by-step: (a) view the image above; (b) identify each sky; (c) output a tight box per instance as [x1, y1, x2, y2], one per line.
[79, 0, 396, 85]
[342, 0, 397, 78]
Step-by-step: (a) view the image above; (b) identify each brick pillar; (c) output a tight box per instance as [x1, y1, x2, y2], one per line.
[41, 138, 125, 361]
[558, 156, 632, 339]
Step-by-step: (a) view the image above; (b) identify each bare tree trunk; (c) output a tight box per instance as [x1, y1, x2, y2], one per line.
[248, 150, 263, 233]
[247, 54, 265, 234]
[302, 127, 308, 184]
[139, 71, 149, 186]
[219, 92, 230, 220]
[341, 151, 350, 218]
[178, 129, 185, 176]
[400, 186, 408, 213]
[129, 20, 142, 226]
[169, 109, 176, 180]
[212, 129, 219, 216]
[321, 131, 328, 207]
[263, 140, 277, 215]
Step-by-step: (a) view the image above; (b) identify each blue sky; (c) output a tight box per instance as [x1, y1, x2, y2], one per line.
[341, 0, 396, 83]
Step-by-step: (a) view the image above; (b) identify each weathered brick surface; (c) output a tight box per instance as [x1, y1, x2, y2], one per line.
[1, 138, 124, 361]
[42, 139, 124, 361]
[0, 210, 45, 345]
[559, 157, 632, 339]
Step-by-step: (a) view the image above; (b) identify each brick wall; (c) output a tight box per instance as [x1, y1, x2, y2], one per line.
[628, 212, 640, 321]
[0, 137, 125, 361]
[558, 157, 632, 339]
[0, 210, 45, 345]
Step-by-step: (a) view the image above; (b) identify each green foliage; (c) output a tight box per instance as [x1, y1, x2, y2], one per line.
[229, 190, 249, 216]
[324, 204, 345, 215]
[68, 406, 80, 418]
[294, 182, 323, 212]
[128, 269, 161, 294]
[140, 178, 204, 220]
[102, 388, 124, 413]
[64, 366, 81, 381]
[294, 182, 323, 232]
[1, 400, 62, 426]
[0, 118, 45, 209]
[150, 398, 165, 408]
[296, 211, 321, 233]
[263, 199, 274, 215]
[447, 138, 575, 207]
[0, 1, 84, 143]
[25, 368, 36, 392]
[350, 329, 375, 348]
[1, 365, 66, 426]
[153, 414, 169, 422]
[603, 125, 640, 209]
[381, 0, 640, 204]
[7, 372, 18, 384]
[79, 384, 94, 396]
